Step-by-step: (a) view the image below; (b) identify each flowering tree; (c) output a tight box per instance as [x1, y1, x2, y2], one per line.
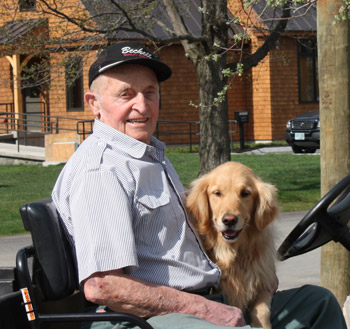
[0, 0, 317, 174]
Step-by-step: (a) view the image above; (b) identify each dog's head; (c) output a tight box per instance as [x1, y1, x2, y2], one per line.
[186, 162, 279, 245]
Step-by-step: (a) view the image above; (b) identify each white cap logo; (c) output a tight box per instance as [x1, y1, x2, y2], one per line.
[121, 46, 153, 58]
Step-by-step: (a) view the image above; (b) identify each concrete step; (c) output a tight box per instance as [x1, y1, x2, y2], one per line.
[0, 142, 45, 164]
[0, 280, 14, 295]
[0, 267, 16, 296]
[0, 267, 15, 280]
[0, 133, 15, 141]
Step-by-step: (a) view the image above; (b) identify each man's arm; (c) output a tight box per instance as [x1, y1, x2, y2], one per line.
[83, 270, 246, 327]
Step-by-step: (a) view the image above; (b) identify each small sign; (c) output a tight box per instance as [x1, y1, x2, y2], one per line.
[26, 312, 36, 321]
[234, 111, 249, 123]
[21, 288, 31, 304]
[21, 288, 36, 321]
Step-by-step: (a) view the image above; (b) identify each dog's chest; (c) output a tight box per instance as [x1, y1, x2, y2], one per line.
[213, 245, 274, 310]
[218, 265, 262, 309]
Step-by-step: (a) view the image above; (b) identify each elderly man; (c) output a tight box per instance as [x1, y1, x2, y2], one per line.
[52, 41, 346, 329]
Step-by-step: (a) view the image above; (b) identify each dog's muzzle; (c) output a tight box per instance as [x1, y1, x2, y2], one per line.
[221, 214, 242, 241]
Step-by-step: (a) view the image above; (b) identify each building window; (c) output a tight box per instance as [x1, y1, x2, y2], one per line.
[298, 38, 318, 103]
[66, 57, 84, 112]
[19, 0, 36, 11]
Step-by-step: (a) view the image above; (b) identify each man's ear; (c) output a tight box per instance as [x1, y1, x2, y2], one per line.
[85, 92, 100, 118]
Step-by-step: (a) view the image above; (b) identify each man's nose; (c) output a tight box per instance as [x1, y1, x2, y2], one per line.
[132, 93, 147, 112]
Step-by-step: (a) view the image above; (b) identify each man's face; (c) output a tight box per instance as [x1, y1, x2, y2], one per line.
[87, 64, 160, 144]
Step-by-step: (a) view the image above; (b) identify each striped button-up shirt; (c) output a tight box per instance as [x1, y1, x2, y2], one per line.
[52, 120, 220, 291]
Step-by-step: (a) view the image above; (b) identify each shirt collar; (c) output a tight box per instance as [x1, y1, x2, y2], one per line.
[92, 119, 165, 161]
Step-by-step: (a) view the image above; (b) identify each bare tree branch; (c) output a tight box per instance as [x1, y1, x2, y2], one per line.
[228, 0, 291, 72]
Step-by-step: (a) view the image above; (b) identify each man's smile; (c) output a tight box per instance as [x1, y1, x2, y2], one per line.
[127, 118, 149, 124]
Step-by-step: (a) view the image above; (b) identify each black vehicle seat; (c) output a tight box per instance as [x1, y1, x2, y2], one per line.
[16, 198, 154, 329]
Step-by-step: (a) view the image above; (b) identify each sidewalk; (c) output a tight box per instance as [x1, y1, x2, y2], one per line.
[234, 146, 320, 155]
[0, 144, 318, 163]
[0, 142, 45, 163]
[275, 211, 320, 290]
[0, 210, 319, 291]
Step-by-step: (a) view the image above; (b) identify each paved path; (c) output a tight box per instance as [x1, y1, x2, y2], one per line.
[0, 234, 32, 268]
[0, 143, 319, 161]
[275, 211, 320, 290]
[0, 210, 320, 291]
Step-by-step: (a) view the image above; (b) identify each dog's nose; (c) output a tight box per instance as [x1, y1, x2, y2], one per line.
[222, 214, 238, 227]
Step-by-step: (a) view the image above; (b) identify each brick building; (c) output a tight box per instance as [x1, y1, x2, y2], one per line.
[0, 0, 318, 150]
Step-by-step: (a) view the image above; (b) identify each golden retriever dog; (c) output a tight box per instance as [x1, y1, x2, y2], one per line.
[186, 161, 279, 329]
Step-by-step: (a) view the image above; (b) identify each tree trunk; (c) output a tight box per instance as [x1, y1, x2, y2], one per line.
[196, 55, 231, 176]
[318, 0, 350, 306]
[194, 0, 231, 176]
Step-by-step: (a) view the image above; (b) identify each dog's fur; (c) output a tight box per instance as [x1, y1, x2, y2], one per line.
[186, 161, 279, 329]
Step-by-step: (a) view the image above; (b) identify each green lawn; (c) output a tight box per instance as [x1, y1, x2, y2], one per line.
[0, 164, 65, 235]
[0, 153, 320, 235]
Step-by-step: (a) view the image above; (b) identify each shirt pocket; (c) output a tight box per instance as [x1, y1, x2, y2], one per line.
[134, 163, 171, 212]
[136, 192, 170, 210]
[134, 178, 171, 223]
[133, 166, 183, 246]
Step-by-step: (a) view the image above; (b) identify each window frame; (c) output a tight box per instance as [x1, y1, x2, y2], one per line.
[66, 56, 84, 112]
[297, 38, 319, 104]
[19, 0, 36, 12]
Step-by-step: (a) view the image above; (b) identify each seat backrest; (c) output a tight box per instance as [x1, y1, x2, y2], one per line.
[20, 198, 79, 301]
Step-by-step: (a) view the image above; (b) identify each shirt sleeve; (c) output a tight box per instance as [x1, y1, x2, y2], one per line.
[70, 169, 138, 283]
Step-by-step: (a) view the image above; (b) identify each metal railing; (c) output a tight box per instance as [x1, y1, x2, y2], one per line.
[0, 103, 14, 113]
[0, 108, 240, 153]
[77, 120, 94, 140]
[155, 120, 199, 152]
[76, 119, 202, 151]
[0, 102, 48, 132]
[0, 110, 88, 152]
[0, 111, 90, 135]
[156, 120, 239, 152]
[0, 112, 56, 134]
[0, 104, 15, 133]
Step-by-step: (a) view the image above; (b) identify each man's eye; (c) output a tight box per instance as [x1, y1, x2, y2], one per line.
[145, 90, 157, 97]
[119, 89, 134, 98]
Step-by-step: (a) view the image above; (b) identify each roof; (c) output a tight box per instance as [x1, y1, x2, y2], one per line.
[81, 0, 244, 40]
[0, 1, 316, 48]
[0, 18, 47, 45]
[252, 1, 317, 32]
[81, 0, 316, 42]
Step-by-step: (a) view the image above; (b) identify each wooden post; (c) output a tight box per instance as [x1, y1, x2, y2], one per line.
[6, 54, 22, 123]
[318, 0, 350, 305]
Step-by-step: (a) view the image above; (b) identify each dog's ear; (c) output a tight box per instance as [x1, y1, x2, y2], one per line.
[254, 178, 279, 231]
[185, 175, 210, 230]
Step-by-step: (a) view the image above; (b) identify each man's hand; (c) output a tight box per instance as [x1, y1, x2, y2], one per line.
[84, 270, 246, 327]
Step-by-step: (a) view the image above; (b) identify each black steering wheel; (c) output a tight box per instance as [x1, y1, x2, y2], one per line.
[278, 174, 350, 261]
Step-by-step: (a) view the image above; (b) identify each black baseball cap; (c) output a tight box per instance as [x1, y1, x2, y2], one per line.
[88, 41, 172, 87]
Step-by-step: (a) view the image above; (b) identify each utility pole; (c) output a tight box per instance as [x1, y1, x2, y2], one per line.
[318, 0, 350, 305]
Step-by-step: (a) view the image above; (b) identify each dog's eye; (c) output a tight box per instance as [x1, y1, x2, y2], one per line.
[213, 190, 221, 197]
[241, 189, 250, 197]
